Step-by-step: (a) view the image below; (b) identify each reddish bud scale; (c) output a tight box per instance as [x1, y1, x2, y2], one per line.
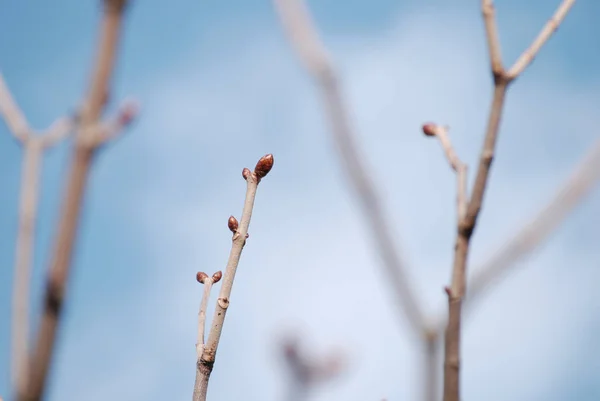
[242, 168, 251, 180]
[422, 123, 437, 137]
[254, 154, 274, 179]
[228, 215, 239, 233]
[212, 271, 223, 283]
[196, 272, 208, 284]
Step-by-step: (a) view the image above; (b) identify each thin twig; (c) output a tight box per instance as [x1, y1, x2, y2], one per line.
[193, 155, 274, 401]
[18, 1, 131, 400]
[429, 135, 600, 334]
[468, 136, 600, 308]
[272, 0, 426, 337]
[195, 271, 222, 359]
[281, 336, 345, 401]
[0, 73, 30, 142]
[422, 124, 468, 221]
[422, 331, 440, 401]
[11, 138, 43, 396]
[442, 2, 576, 401]
[506, 0, 577, 80]
[0, 75, 73, 397]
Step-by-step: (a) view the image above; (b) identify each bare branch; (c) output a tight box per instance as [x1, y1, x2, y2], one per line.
[195, 271, 222, 359]
[11, 139, 43, 396]
[506, 0, 576, 80]
[20, 2, 130, 400]
[193, 155, 274, 401]
[0, 73, 31, 142]
[481, 0, 505, 76]
[273, 0, 426, 336]
[422, 123, 468, 221]
[40, 117, 73, 148]
[468, 136, 600, 306]
[442, 2, 576, 400]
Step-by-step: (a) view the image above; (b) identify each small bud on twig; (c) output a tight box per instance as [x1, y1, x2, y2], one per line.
[254, 154, 274, 179]
[228, 216, 239, 233]
[242, 168, 251, 180]
[212, 271, 223, 283]
[196, 272, 209, 284]
[422, 123, 438, 137]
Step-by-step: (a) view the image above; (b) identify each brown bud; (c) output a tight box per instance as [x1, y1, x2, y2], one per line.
[228, 215, 239, 233]
[422, 123, 437, 137]
[254, 154, 274, 179]
[196, 271, 208, 284]
[212, 271, 223, 283]
[242, 168, 251, 180]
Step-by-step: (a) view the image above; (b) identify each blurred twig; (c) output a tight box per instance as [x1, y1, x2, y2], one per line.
[281, 336, 345, 401]
[17, 1, 135, 400]
[0, 73, 73, 397]
[272, 0, 425, 338]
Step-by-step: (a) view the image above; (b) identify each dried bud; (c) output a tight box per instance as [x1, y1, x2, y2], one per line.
[212, 271, 223, 283]
[254, 154, 274, 179]
[196, 271, 209, 284]
[242, 168, 251, 180]
[228, 215, 239, 233]
[118, 99, 139, 126]
[422, 123, 437, 137]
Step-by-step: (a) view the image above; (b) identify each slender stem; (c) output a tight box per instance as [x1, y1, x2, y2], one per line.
[442, 1, 576, 400]
[11, 138, 43, 395]
[196, 278, 214, 358]
[423, 332, 439, 401]
[193, 156, 273, 401]
[506, 0, 577, 80]
[0, 74, 30, 142]
[18, 2, 128, 400]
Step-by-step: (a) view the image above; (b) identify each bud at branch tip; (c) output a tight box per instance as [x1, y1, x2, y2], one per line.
[196, 272, 209, 284]
[212, 271, 223, 283]
[422, 123, 437, 137]
[254, 154, 274, 179]
[242, 168, 251, 180]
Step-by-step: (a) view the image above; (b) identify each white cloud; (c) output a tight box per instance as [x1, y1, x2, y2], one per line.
[57, 6, 600, 401]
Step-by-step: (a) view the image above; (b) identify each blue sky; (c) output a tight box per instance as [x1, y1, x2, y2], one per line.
[1, 1, 599, 400]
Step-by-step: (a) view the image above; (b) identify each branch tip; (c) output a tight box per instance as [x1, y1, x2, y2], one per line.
[242, 167, 251, 181]
[196, 272, 209, 284]
[254, 153, 274, 179]
[422, 123, 438, 137]
[211, 271, 222, 283]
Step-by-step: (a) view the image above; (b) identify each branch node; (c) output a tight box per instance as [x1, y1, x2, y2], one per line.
[217, 297, 230, 309]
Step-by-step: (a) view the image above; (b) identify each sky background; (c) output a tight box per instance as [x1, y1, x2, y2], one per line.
[1, 0, 599, 400]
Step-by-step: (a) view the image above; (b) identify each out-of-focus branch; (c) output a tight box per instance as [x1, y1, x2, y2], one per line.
[193, 155, 274, 401]
[272, 0, 426, 337]
[0, 73, 74, 399]
[281, 336, 345, 401]
[468, 136, 600, 308]
[430, 135, 600, 329]
[19, 1, 132, 400]
[0, 73, 30, 142]
[441, 2, 576, 401]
